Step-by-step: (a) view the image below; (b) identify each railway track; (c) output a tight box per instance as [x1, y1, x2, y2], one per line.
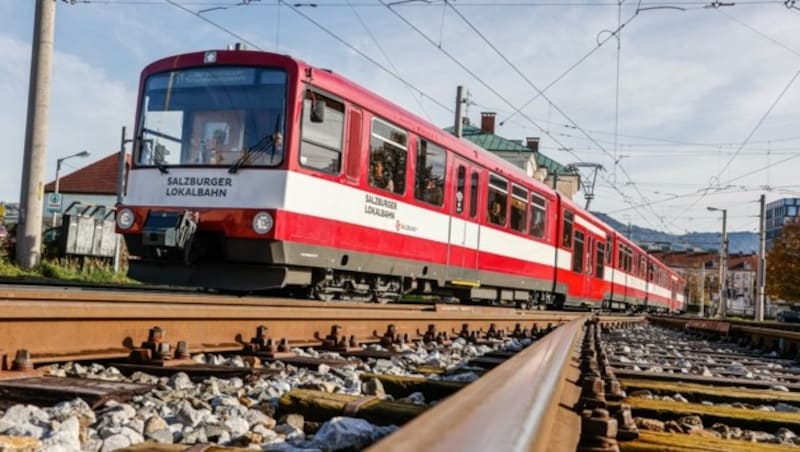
[21, 287, 800, 451]
[591, 316, 800, 451]
[0, 286, 649, 451]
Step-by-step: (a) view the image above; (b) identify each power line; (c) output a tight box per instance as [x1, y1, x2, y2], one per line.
[443, 0, 670, 230]
[164, 0, 263, 49]
[344, 0, 433, 120]
[281, 1, 454, 114]
[716, 9, 800, 59]
[69, 0, 791, 6]
[380, 0, 667, 231]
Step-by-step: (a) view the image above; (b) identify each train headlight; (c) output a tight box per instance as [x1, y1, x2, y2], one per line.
[117, 208, 135, 230]
[252, 211, 273, 234]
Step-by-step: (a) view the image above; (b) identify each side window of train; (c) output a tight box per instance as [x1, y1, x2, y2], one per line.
[572, 230, 585, 273]
[456, 165, 466, 213]
[596, 242, 605, 279]
[562, 210, 574, 248]
[415, 139, 446, 207]
[369, 117, 407, 195]
[529, 193, 546, 239]
[299, 91, 345, 174]
[510, 184, 528, 233]
[487, 174, 508, 226]
[606, 238, 613, 264]
[469, 171, 479, 218]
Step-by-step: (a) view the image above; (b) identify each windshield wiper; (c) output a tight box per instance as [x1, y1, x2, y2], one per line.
[229, 114, 282, 174]
[139, 130, 171, 174]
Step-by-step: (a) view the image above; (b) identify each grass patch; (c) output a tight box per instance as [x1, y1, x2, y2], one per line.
[0, 254, 135, 285]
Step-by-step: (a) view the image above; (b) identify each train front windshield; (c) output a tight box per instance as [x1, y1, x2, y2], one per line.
[137, 66, 287, 169]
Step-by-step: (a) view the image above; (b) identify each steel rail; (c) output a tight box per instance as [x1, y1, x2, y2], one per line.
[0, 297, 584, 366]
[368, 316, 587, 452]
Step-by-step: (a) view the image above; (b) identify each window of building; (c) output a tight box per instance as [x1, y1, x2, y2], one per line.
[572, 230, 585, 273]
[487, 174, 508, 226]
[529, 193, 546, 238]
[470, 171, 479, 218]
[510, 184, 528, 233]
[415, 139, 446, 206]
[369, 118, 407, 194]
[563, 210, 574, 248]
[596, 242, 605, 279]
[299, 91, 344, 173]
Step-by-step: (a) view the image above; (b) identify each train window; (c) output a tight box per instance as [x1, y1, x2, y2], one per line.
[529, 193, 546, 239]
[596, 242, 605, 279]
[607, 238, 612, 264]
[510, 184, 528, 233]
[299, 91, 344, 173]
[563, 211, 574, 248]
[469, 171, 479, 218]
[640, 256, 647, 278]
[369, 118, 407, 194]
[456, 165, 466, 213]
[415, 140, 446, 206]
[572, 230, 585, 273]
[487, 174, 508, 226]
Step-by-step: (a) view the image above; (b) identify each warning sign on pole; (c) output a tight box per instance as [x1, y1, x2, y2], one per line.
[46, 193, 62, 213]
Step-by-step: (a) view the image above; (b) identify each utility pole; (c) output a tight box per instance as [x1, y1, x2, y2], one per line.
[454, 85, 465, 138]
[755, 194, 766, 321]
[721, 210, 728, 318]
[17, 0, 56, 269]
[113, 126, 133, 273]
[699, 263, 706, 317]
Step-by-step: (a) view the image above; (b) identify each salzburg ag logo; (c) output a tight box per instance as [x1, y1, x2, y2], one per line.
[395, 219, 418, 233]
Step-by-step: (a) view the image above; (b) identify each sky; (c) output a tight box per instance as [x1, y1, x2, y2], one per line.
[1, 0, 799, 235]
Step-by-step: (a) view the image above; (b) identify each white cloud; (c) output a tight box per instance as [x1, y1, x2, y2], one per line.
[0, 33, 136, 202]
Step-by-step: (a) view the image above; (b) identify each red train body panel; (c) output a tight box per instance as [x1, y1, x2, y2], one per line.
[116, 49, 685, 311]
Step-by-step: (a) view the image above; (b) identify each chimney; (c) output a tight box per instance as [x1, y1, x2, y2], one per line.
[480, 112, 496, 134]
[525, 137, 539, 152]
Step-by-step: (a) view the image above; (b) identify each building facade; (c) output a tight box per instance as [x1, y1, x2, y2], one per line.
[766, 197, 800, 249]
[43, 152, 128, 224]
[446, 113, 580, 200]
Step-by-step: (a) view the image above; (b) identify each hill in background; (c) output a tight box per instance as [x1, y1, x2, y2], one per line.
[592, 212, 758, 255]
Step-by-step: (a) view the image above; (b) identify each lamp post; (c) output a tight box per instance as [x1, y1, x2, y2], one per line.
[52, 150, 90, 227]
[707, 206, 728, 318]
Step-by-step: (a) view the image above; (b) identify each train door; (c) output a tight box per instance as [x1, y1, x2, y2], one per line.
[571, 226, 586, 302]
[584, 235, 594, 302]
[446, 159, 479, 282]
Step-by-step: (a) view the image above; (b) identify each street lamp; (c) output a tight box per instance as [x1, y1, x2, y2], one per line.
[707, 206, 728, 318]
[52, 150, 90, 226]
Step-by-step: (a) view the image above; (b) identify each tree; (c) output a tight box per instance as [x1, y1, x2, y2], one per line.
[766, 219, 800, 302]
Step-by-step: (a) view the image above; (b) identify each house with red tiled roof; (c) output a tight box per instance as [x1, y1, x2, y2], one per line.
[43, 152, 129, 223]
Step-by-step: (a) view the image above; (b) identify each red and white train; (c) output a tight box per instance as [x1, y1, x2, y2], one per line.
[116, 48, 685, 312]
